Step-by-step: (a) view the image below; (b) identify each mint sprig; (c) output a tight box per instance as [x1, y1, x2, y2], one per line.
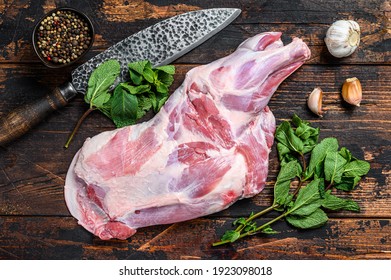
[213, 114, 370, 246]
[64, 59, 175, 148]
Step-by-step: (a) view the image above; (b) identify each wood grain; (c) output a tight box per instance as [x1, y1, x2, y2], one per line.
[1, 216, 390, 260]
[0, 0, 390, 260]
[1, 0, 391, 64]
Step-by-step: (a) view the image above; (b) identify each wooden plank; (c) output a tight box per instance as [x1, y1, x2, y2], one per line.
[0, 0, 390, 64]
[0, 216, 390, 259]
[1, 63, 390, 113]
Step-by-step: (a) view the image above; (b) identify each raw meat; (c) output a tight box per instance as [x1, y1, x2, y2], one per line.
[64, 32, 311, 240]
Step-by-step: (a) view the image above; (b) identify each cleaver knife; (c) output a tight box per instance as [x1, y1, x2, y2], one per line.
[0, 8, 241, 146]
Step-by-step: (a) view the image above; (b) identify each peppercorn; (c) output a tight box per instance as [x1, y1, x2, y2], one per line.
[35, 9, 93, 65]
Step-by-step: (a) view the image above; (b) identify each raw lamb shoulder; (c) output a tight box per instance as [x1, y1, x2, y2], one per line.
[65, 32, 311, 240]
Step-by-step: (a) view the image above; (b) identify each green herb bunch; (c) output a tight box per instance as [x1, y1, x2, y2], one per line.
[65, 59, 175, 148]
[213, 114, 370, 246]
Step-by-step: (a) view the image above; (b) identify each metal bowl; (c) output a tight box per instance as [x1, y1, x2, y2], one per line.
[32, 7, 94, 69]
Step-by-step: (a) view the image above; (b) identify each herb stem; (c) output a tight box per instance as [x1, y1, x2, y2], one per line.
[300, 153, 307, 171]
[235, 204, 277, 233]
[64, 107, 95, 149]
[212, 211, 288, 247]
[325, 183, 333, 191]
[243, 212, 289, 238]
[293, 153, 307, 197]
[292, 179, 304, 197]
[211, 239, 231, 247]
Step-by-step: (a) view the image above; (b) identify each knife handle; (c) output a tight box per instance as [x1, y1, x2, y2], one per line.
[0, 82, 78, 146]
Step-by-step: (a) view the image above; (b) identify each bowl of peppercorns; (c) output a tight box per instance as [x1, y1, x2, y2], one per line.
[32, 7, 94, 68]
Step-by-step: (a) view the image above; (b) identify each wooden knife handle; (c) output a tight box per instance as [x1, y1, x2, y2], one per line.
[0, 82, 78, 146]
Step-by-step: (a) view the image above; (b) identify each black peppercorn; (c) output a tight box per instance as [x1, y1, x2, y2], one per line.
[35, 9, 93, 65]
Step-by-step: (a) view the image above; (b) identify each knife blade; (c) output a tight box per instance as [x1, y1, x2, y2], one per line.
[0, 8, 241, 146]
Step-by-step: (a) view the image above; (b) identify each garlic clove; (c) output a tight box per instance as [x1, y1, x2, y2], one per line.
[307, 87, 324, 117]
[325, 20, 360, 58]
[342, 77, 362, 106]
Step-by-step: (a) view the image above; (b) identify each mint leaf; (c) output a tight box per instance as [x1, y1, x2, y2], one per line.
[156, 67, 175, 87]
[261, 226, 278, 234]
[292, 114, 319, 153]
[324, 151, 347, 184]
[244, 221, 258, 232]
[339, 147, 353, 162]
[232, 213, 258, 233]
[156, 94, 168, 112]
[276, 143, 298, 166]
[275, 121, 304, 154]
[313, 160, 325, 180]
[293, 115, 319, 141]
[155, 80, 169, 94]
[334, 176, 361, 191]
[286, 208, 328, 229]
[318, 178, 326, 198]
[85, 60, 120, 108]
[129, 70, 143, 85]
[148, 90, 169, 113]
[149, 92, 157, 112]
[157, 96, 168, 112]
[137, 95, 153, 113]
[155, 65, 175, 75]
[143, 66, 155, 83]
[119, 83, 151, 95]
[233, 217, 247, 227]
[65, 60, 120, 148]
[321, 191, 360, 212]
[221, 230, 240, 243]
[128, 60, 149, 75]
[124, 61, 174, 119]
[273, 160, 300, 207]
[305, 137, 339, 180]
[110, 84, 139, 128]
[288, 179, 322, 216]
[128, 60, 149, 85]
[343, 160, 370, 177]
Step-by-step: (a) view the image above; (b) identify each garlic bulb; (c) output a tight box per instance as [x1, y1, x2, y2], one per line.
[324, 20, 360, 58]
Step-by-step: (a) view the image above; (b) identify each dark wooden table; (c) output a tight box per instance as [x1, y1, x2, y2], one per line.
[0, 0, 390, 260]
